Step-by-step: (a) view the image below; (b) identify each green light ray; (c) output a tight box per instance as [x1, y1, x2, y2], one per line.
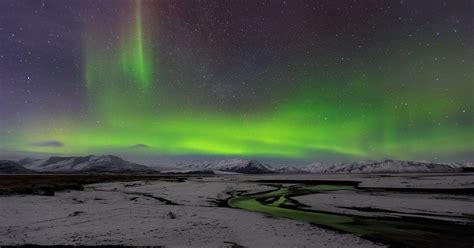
[120, 0, 153, 89]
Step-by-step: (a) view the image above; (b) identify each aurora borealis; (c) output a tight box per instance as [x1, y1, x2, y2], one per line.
[0, 0, 472, 163]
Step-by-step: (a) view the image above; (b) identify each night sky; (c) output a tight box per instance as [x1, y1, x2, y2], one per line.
[0, 0, 472, 164]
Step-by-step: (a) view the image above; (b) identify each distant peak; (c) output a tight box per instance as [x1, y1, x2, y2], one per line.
[183, 158, 274, 174]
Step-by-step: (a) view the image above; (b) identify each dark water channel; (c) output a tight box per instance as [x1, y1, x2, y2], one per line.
[228, 182, 474, 247]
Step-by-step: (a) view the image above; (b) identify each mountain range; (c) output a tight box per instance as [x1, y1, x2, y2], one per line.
[299, 160, 463, 173]
[0, 160, 36, 174]
[19, 155, 155, 173]
[0, 155, 472, 174]
[177, 159, 275, 174]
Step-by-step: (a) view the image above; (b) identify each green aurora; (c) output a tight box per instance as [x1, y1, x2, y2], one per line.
[1, 0, 472, 161]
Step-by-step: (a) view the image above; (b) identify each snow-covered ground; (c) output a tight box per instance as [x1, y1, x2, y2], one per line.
[242, 172, 474, 188]
[294, 190, 474, 222]
[0, 176, 380, 247]
[1, 173, 473, 247]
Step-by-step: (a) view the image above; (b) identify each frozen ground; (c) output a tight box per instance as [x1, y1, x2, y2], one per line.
[240, 172, 474, 188]
[1, 173, 473, 247]
[294, 189, 474, 222]
[250, 173, 474, 222]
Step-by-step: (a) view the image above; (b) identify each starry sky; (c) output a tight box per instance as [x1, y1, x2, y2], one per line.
[0, 0, 472, 164]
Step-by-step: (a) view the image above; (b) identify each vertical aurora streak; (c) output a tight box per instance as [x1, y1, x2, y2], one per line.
[120, 0, 153, 89]
[84, 0, 155, 120]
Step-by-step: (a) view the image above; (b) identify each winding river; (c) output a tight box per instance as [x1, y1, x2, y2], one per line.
[228, 182, 474, 248]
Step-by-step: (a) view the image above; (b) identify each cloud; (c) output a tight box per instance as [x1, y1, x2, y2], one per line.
[129, 144, 150, 149]
[30, 140, 64, 147]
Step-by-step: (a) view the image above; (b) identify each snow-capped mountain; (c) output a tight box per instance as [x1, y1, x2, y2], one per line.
[275, 166, 305, 173]
[0, 160, 36, 174]
[180, 159, 275, 174]
[176, 160, 214, 170]
[301, 160, 461, 174]
[17, 158, 41, 166]
[450, 161, 474, 168]
[21, 155, 155, 173]
[450, 161, 474, 172]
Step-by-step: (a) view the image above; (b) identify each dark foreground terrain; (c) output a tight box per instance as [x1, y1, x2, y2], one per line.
[0, 174, 187, 196]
